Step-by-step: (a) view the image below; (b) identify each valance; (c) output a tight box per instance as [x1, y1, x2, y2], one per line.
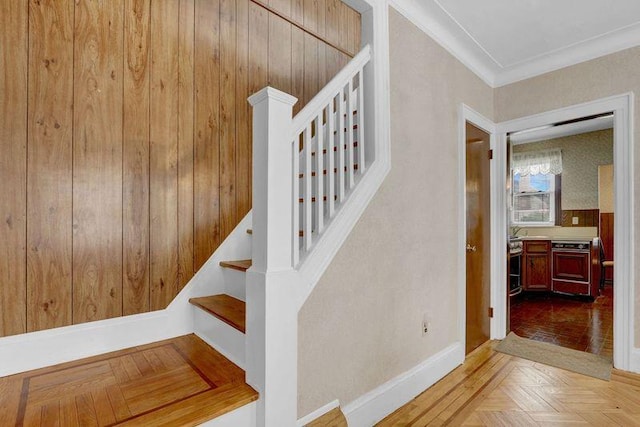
[512, 148, 562, 176]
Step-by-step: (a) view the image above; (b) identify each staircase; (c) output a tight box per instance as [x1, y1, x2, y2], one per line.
[181, 44, 373, 426]
[0, 43, 376, 427]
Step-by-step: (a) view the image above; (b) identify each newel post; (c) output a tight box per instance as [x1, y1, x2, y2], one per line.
[246, 87, 299, 427]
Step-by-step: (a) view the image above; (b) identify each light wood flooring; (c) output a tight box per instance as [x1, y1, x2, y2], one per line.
[0, 334, 257, 426]
[378, 340, 640, 426]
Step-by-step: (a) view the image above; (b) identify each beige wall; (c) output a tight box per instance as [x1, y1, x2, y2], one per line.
[297, 8, 494, 416]
[599, 164, 614, 213]
[513, 129, 613, 210]
[495, 46, 640, 346]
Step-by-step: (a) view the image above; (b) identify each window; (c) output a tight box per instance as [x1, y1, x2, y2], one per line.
[511, 148, 563, 226]
[512, 173, 557, 225]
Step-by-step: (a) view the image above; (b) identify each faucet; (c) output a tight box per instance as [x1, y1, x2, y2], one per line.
[510, 226, 523, 237]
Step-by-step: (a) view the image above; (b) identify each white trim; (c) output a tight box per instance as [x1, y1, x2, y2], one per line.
[343, 342, 463, 427]
[0, 213, 253, 377]
[494, 93, 635, 372]
[296, 400, 340, 427]
[458, 105, 502, 345]
[388, 0, 496, 87]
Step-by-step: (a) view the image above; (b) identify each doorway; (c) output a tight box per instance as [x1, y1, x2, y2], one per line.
[492, 93, 634, 371]
[506, 120, 614, 358]
[465, 122, 491, 354]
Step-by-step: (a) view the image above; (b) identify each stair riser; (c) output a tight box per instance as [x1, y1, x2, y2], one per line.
[198, 401, 257, 427]
[194, 309, 246, 369]
[222, 268, 247, 302]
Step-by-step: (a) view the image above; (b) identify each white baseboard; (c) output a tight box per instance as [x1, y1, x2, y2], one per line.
[343, 342, 464, 427]
[297, 399, 340, 426]
[0, 213, 252, 377]
[629, 347, 640, 373]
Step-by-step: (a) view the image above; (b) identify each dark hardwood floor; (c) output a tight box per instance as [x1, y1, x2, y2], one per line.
[510, 286, 613, 359]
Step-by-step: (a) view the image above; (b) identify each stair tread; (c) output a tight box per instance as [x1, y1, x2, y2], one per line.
[190, 294, 246, 333]
[219, 259, 252, 271]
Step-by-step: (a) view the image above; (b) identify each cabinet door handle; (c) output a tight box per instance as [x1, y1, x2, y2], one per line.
[466, 244, 477, 252]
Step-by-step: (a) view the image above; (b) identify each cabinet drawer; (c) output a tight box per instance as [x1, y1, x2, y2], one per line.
[524, 240, 550, 253]
[552, 280, 590, 296]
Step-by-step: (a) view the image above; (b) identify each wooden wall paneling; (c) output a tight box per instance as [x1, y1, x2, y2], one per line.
[73, 0, 124, 323]
[292, 0, 304, 26]
[324, 0, 341, 84]
[346, 4, 360, 55]
[194, 0, 221, 270]
[338, 2, 350, 68]
[303, 0, 319, 106]
[27, 0, 74, 332]
[150, 1, 180, 309]
[220, 0, 238, 239]
[316, 0, 328, 89]
[236, 0, 251, 219]
[270, 0, 292, 20]
[600, 213, 614, 281]
[123, 0, 151, 315]
[268, 14, 293, 94]
[178, 0, 196, 291]
[291, 27, 305, 116]
[0, 2, 28, 336]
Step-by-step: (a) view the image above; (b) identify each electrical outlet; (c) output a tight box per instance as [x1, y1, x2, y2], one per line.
[422, 313, 431, 337]
[572, 216, 579, 225]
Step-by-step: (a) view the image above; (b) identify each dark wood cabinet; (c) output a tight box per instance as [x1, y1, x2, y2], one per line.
[523, 240, 551, 291]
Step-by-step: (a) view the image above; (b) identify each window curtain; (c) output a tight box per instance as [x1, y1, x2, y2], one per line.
[512, 149, 562, 176]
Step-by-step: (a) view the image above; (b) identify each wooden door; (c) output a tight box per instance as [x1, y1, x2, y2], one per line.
[465, 122, 491, 354]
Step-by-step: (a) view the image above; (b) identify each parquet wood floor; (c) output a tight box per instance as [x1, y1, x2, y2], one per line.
[511, 286, 613, 359]
[378, 340, 640, 426]
[0, 334, 257, 426]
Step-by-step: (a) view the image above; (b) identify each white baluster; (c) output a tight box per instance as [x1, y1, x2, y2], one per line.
[357, 69, 365, 174]
[337, 87, 346, 202]
[327, 98, 335, 217]
[292, 134, 300, 266]
[303, 125, 313, 251]
[346, 79, 355, 189]
[315, 114, 324, 234]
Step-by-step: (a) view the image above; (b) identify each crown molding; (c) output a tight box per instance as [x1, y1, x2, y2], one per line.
[390, 0, 640, 88]
[388, 0, 498, 87]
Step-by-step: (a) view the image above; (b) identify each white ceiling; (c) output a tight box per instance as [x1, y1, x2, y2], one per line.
[392, 0, 640, 87]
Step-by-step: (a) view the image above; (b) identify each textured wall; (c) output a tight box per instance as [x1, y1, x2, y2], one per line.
[495, 45, 640, 346]
[513, 129, 613, 210]
[297, 8, 494, 417]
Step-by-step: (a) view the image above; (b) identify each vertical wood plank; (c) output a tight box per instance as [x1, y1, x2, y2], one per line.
[194, 0, 221, 269]
[270, 0, 291, 20]
[220, 0, 237, 240]
[27, 0, 74, 332]
[291, 27, 305, 115]
[316, 0, 327, 89]
[123, 0, 151, 315]
[291, 0, 304, 26]
[0, 1, 28, 335]
[268, 15, 292, 94]
[73, 0, 124, 324]
[236, 0, 251, 219]
[249, 2, 269, 97]
[178, 0, 195, 291]
[150, 0, 180, 309]
[303, 0, 319, 105]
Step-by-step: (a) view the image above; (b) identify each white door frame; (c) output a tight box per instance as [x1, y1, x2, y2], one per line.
[457, 105, 500, 350]
[489, 93, 635, 371]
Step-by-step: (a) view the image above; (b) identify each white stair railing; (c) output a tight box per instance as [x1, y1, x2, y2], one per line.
[290, 44, 371, 266]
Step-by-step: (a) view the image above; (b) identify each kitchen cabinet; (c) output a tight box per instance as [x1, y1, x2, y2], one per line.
[523, 240, 551, 291]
